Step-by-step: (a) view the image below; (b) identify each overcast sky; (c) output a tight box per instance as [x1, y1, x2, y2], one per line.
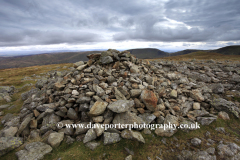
[0, 0, 240, 55]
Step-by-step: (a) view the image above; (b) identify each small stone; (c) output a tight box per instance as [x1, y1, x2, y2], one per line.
[191, 138, 201, 146]
[218, 111, 230, 120]
[125, 155, 132, 160]
[170, 90, 177, 98]
[193, 102, 200, 110]
[67, 108, 78, 120]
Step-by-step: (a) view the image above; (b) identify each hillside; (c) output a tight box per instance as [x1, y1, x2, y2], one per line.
[158, 51, 240, 61]
[210, 45, 240, 55]
[128, 48, 169, 59]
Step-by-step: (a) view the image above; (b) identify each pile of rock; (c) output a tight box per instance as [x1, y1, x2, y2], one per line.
[1, 49, 240, 159]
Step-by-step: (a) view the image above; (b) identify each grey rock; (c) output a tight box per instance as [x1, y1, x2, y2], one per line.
[0, 137, 23, 156]
[217, 143, 240, 159]
[125, 155, 132, 160]
[37, 103, 58, 112]
[130, 89, 142, 98]
[83, 128, 97, 143]
[2, 126, 18, 137]
[67, 108, 78, 120]
[212, 83, 224, 94]
[47, 132, 64, 147]
[74, 122, 90, 135]
[197, 117, 217, 125]
[211, 98, 240, 118]
[89, 101, 108, 116]
[170, 90, 177, 98]
[191, 138, 201, 146]
[114, 87, 126, 100]
[215, 127, 225, 134]
[155, 127, 177, 137]
[65, 136, 75, 144]
[103, 132, 121, 145]
[113, 111, 145, 130]
[101, 56, 113, 64]
[130, 65, 140, 73]
[107, 100, 134, 113]
[138, 113, 156, 124]
[0, 104, 10, 109]
[76, 97, 91, 104]
[17, 115, 32, 135]
[15, 142, 52, 160]
[94, 123, 105, 137]
[85, 142, 100, 151]
[190, 89, 204, 102]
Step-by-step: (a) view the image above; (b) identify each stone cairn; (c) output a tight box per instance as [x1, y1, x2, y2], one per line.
[1, 49, 240, 159]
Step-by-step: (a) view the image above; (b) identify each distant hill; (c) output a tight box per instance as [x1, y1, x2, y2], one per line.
[0, 51, 99, 69]
[0, 48, 170, 69]
[127, 48, 169, 59]
[170, 49, 204, 56]
[210, 45, 240, 55]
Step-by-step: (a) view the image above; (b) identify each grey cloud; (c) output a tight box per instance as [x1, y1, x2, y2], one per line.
[0, 0, 240, 47]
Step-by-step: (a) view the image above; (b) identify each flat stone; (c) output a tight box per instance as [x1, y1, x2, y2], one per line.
[15, 142, 52, 160]
[0, 137, 23, 156]
[197, 117, 217, 125]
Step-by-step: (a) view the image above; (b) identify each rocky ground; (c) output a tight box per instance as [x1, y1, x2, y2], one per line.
[0, 49, 240, 160]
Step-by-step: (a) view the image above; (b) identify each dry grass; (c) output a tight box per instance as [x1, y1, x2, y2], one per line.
[150, 51, 240, 62]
